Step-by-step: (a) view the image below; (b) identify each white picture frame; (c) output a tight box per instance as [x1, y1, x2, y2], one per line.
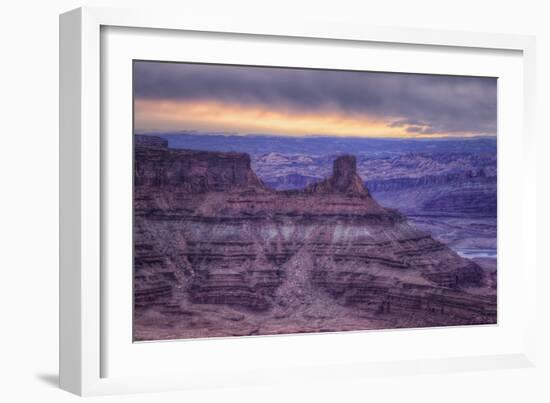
[59, 6, 537, 396]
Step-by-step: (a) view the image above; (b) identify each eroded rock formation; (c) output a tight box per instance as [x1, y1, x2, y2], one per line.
[133, 136, 496, 341]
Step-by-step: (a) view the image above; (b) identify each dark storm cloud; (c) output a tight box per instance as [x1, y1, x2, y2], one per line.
[134, 61, 497, 136]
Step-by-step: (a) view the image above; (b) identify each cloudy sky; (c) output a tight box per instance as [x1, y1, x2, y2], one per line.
[133, 61, 497, 138]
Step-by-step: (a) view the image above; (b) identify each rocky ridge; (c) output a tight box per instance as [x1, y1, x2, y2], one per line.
[134, 136, 496, 340]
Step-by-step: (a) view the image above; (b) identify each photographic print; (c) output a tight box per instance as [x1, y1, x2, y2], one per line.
[133, 61, 497, 341]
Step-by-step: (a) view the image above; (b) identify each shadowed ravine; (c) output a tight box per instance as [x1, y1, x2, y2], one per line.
[133, 135, 496, 341]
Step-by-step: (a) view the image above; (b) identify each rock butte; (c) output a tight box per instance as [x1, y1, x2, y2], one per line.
[133, 135, 496, 341]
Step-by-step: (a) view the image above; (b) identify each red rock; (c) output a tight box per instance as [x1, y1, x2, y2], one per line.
[133, 137, 496, 341]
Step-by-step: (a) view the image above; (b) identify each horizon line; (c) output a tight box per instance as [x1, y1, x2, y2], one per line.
[134, 131, 497, 141]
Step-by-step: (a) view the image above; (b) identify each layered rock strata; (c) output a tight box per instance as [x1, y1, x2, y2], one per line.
[134, 136, 496, 340]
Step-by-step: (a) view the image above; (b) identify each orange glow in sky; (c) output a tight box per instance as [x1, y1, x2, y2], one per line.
[134, 99, 474, 138]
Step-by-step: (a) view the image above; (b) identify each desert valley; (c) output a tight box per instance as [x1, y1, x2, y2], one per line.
[133, 134, 497, 341]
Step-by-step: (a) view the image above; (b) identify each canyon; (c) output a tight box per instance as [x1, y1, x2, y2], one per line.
[133, 135, 496, 341]
[159, 133, 498, 259]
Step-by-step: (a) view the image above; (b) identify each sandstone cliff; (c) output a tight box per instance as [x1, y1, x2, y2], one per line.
[133, 136, 496, 341]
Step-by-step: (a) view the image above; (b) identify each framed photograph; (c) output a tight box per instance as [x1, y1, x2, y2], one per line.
[60, 7, 537, 396]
